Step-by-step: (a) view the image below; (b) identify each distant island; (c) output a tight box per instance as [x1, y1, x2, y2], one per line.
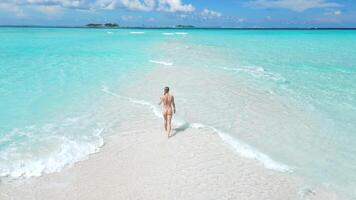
[176, 25, 195, 28]
[82, 24, 196, 29]
[85, 23, 119, 28]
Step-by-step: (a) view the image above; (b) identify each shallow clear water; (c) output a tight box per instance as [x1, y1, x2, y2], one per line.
[0, 27, 157, 177]
[0, 28, 356, 198]
[166, 30, 356, 196]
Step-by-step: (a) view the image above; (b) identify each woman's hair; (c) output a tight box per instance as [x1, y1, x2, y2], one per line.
[164, 86, 169, 94]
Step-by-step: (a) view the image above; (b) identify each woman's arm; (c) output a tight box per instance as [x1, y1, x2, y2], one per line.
[158, 96, 162, 105]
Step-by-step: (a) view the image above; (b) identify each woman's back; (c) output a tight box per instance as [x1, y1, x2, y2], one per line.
[162, 94, 173, 108]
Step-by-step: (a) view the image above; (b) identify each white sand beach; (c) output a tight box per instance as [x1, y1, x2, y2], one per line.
[0, 63, 347, 200]
[0, 111, 343, 200]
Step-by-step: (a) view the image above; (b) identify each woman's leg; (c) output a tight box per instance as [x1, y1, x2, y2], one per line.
[167, 114, 172, 137]
[163, 112, 168, 132]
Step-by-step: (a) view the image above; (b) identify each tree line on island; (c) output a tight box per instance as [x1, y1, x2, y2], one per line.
[85, 23, 195, 28]
[85, 23, 119, 28]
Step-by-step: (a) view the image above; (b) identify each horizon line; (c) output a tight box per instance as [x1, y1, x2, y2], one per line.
[1, 25, 356, 30]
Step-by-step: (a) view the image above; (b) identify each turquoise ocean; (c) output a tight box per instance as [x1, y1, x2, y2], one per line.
[0, 28, 355, 198]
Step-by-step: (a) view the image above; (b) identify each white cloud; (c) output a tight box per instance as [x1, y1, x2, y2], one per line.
[0, 2, 26, 17]
[0, 0, 92, 10]
[121, 15, 134, 20]
[237, 18, 245, 23]
[111, 0, 195, 12]
[96, 0, 194, 12]
[121, 15, 142, 20]
[249, 0, 342, 12]
[324, 9, 342, 16]
[179, 14, 188, 19]
[2, 0, 195, 14]
[200, 8, 222, 19]
[157, 0, 194, 12]
[35, 5, 63, 14]
[120, 0, 156, 11]
[29, 0, 90, 9]
[334, 10, 341, 15]
[96, 0, 119, 10]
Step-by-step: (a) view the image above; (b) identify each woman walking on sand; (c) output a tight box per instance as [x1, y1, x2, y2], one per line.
[158, 86, 176, 138]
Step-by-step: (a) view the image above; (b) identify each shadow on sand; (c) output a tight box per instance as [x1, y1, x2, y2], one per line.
[170, 122, 190, 138]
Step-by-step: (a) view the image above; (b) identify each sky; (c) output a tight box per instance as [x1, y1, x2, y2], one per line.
[0, 0, 355, 27]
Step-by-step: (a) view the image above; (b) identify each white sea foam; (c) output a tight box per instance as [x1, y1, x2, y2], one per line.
[107, 32, 113, 34]
[175, 32, 188, 35]
[102, 86, 162, 119]
[130, 31, 145, 34]
[162, 33, 175, 36]
[102, 87, 292, 173]
[190, 123, 206, 129]
[213, 128, 292, 172]
[223, 66, 287, 83]
[149, 60, 174, 66]
[189, 122, 292, 172]
[128, 99, 163, 118]
[0, 121, 104, 179]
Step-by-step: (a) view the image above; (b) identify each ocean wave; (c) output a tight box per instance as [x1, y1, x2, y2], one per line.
[175, 32, 188, 35]
[0, 116, 105, 179]
[162, 33, 175, 36]
[190, 123, 292, 172]
[161, 32, 187, 36]
[149, 60, 174, 66]
[130, 31, 145, 34]
[102, 87, 293, 173]
[213, 128, 291, 172]
[223, 66, 287, 83]
[102, 86, 163, 119]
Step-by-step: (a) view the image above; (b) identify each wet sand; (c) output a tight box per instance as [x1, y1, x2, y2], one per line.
[0, 111, 336, 200]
